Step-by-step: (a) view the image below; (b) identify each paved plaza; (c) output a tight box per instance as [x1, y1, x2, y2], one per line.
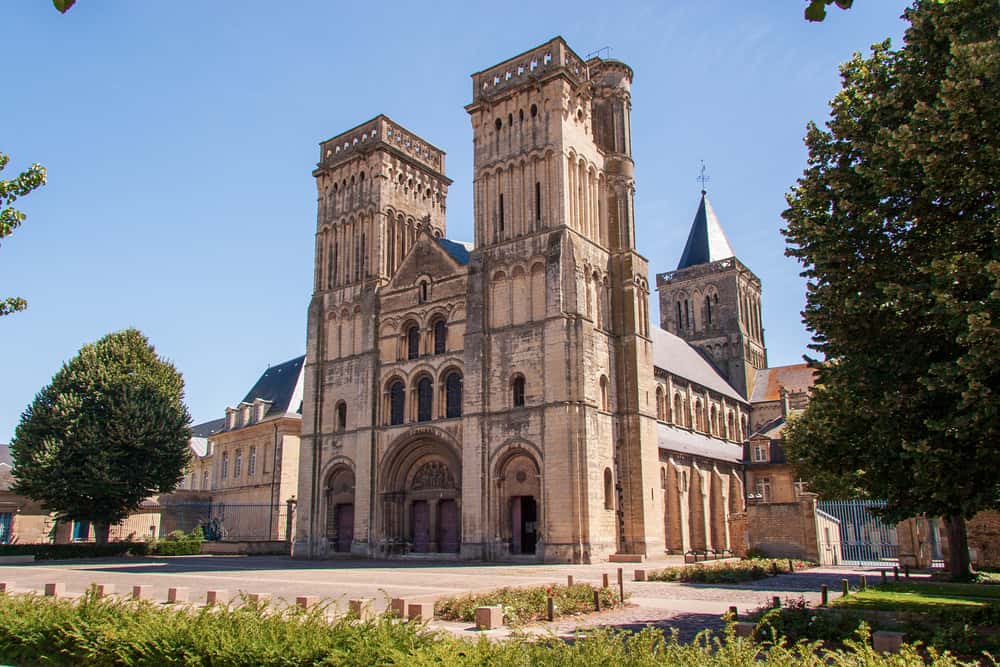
[0, 555, 881, 639]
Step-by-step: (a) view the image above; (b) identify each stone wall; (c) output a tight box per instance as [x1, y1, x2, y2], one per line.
[744, 496, 819, 561]
[968, 510, 1000, 568]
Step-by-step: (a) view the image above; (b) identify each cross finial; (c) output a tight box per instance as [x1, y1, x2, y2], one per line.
[697, 160, 710, 194]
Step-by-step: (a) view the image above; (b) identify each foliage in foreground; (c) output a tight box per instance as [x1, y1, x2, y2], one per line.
[0, 152, 47, 316]
[0, 541, 148, 560]
[0, 590, 984, 666]
[434, 582, 621, 626]
[781, 0, 1000, 580]
[11, 328, 192, 543]
[647, 558, 814, 584]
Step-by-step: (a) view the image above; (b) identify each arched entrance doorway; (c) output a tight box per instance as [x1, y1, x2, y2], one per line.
[325, 466, 355, 553]
[380, 436, 461, 554]
[495, 448, 541, 556]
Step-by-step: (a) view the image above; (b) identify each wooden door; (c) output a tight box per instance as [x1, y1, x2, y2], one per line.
[335, 503, 354, 552]
[438, 499, 459, 553]
[411, 501, 430, 552]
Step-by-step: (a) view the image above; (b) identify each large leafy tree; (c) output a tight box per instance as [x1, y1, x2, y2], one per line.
[11, 329, 192, 543]
[782, 0, 999, 580]
[0, 153, 46, 317]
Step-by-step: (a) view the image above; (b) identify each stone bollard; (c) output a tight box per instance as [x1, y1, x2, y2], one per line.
[206, 590, 228, 606]
[602, 572, 610, 588]
[860, 575, 867, 591]
[893, 566, 899, 582]
[95, 584, 115, 598]
[593, 589, 602, 611]
[44, 582, 65, 598]
[821, 584, 828, 606]
[841, 579, 850, 597]
[634, 569, 646, 582]
[566, 575, 574, 587]
[617, 568, 624, 603]
[546, 596, 555, 622]
[728, 605, 738, 619]
[389, 598, 409, 618]
[348, 598, 374, 621]
[475, 605, 503, 630]
[408, 602, 433, 622]
[772, 596, 781, 609]
[168, 587, 190, 604]
[131, 585, 151, 601]
[245, 592, 270, 605]
[734, 621, 756, 638]
[873, 630, 906, 654]
[0, 582, 11, 594]
[296, 595, 319, 610]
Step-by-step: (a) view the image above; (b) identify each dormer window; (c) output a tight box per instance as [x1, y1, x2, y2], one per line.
[241, 405, 252, 427]
[751, 442, 769, 463]
[225, 408, 236, 431]
[253, 398, 270, 423]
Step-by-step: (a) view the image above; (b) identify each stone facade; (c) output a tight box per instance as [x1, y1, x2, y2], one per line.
[293, 37, 751, 563]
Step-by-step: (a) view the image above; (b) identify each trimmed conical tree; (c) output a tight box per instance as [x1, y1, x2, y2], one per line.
[11, 329, 192, 543]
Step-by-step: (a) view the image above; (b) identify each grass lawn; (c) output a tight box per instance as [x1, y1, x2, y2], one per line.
[832, 580, 1000, 613]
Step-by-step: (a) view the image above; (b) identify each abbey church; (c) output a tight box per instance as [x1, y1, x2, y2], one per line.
[289, 36, 791, 563]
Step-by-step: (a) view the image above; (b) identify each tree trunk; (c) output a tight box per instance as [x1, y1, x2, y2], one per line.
[93, 522, 111, 545]
[944, 514, 974, 581]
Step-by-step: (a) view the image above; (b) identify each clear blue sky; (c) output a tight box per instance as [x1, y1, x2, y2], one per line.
[0, 1, 910, 439]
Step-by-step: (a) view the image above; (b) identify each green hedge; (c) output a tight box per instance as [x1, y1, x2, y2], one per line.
[0, 591, 976, 666]
[647, 558, 815, 584]
[0, 542, 148, 560]
[149, 528, 203, 556]
[435, 583, 622, 625]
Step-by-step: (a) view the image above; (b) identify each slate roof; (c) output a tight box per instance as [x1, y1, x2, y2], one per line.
[191, 418, 226, 439]
[750, 364, 816, 403]
[436, 238, 473, 265]
[0, 444, 11, 469]
[657, 423, 743, 463]
[676, 191, 736, 270]
[650, 327, 746, 403]
[750, 415, 787, 439]
[240, 355, 306, 419]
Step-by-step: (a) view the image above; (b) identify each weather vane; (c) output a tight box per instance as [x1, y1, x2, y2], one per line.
[697, 161, 710, 193]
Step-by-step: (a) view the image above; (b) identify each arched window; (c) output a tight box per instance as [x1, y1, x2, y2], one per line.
[675, 302, 682, 330]
[599, 375, 609, 412]
[389, 380, 405, 425]
[406, 324, 420, 360]
[673, 394, 683, 426]
[603, 468, 614, 510]
[433, 319, 447, 355]
[419, 280, 429, 303]
[655, 386, 665, 421]
[416, 377, 433, 422]
[512, 374, 526, 408]
[695, 399, 705, 432]
[336, 401, 347, 431]
[727, 411, 736, 440]
[445, 371, 462, 418]
[705, 296, 713, 325]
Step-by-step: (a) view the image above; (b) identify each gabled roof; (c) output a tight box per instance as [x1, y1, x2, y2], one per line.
[651, 327, 746, 403]
[750, 415, 787, 439]
[436, 238, 473, 265]
[676, 191, 736, 270]
[750, 364, 816, 403]
[240, 355, 306, 420]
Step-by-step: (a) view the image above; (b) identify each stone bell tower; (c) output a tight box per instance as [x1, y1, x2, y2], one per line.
[462, 37, 663, 562]
[655, 190, 766, 399]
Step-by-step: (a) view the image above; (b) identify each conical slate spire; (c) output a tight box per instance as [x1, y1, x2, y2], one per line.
[676, 190, 736, 270]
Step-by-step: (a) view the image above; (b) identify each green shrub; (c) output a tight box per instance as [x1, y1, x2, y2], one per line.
[0, 541, 148, 560]
[150, 527, 203, 556]
[647, 558, 813, 584]
[0, 591, 981, 666]
[435, 583, 622, 625]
